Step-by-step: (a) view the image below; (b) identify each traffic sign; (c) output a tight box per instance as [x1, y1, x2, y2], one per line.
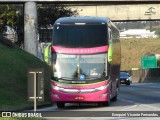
[141, 56, 157, 69]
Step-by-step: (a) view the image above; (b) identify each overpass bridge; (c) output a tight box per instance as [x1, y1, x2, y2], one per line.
[0, 0, 160, 56]
[68, 4, 160, 21]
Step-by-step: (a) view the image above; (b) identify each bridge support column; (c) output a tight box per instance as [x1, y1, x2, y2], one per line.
[24, 2, 38, 56]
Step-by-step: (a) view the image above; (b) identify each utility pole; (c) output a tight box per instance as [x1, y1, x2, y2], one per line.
[24, 2, 38, 56]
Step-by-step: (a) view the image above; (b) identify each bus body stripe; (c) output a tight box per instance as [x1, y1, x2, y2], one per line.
[52, 46, 108, 54]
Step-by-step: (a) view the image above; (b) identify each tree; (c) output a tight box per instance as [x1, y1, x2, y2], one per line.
[37, 4, 78, 28]
[0, 4, 78, 46]
[0, 5, 17, 35]
[155, 29, 160, 38]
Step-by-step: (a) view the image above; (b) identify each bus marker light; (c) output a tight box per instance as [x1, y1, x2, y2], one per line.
[100, 93, 107, 98]
[75, 23, 86, 25]
[53, 94, 59, 99]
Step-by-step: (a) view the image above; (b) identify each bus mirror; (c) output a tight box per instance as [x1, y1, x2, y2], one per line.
[108, 44, 113, 63]
[44, 43, 52, 65]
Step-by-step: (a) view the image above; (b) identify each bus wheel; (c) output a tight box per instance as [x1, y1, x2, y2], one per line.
[102, 101, 110, 106]
[57, 102, 65, 108]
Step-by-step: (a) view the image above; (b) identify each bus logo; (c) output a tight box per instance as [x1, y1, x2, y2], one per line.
[77, 90, 81, 93]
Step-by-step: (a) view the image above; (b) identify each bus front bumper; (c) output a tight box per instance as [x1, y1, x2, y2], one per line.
[51, 89, 109, 102]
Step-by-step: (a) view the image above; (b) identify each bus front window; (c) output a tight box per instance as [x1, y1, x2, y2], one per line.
[52, 53, 107, 80]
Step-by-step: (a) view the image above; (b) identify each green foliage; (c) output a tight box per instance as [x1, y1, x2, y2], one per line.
[37, 4, 78, 28]
[1, 4, 78, 45]
[0, 5, 17, 34]
[155, 29, 160, 38]
[0, 39, 52, 111]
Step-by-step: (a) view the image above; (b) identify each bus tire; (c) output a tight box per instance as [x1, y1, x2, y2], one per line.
[57, 102, 65, 108]
[104, 100, 110, 106]
[103, 99, 110, 106]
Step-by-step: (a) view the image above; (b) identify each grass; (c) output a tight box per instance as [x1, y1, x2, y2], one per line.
[0, 41, 52, 111]
[121, 38, 160, 70]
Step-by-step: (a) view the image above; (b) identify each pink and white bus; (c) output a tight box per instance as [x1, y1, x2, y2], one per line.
[51, 17, 121, 108]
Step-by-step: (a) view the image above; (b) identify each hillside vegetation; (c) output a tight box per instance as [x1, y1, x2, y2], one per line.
[121, 38, 160, 70]
[0, 37, 52, 111]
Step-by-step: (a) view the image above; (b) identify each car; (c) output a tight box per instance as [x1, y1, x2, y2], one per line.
[120, 71, 132, 85]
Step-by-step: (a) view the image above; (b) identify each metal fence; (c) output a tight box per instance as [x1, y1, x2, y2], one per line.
[38, 29, 53, 42]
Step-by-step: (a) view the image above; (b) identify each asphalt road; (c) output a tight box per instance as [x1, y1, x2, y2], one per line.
[34, 83, 160, 119]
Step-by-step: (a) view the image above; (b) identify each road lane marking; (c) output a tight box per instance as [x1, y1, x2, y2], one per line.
[134, 83, 160, 88]
[118, 98, 140, 111]
[118, 98, 160, 111]
[141, 104, 160, 111]
[152, 91, 160, 94]
[118, 105, 139, 111]
[148, 86, 160, 89]
[118, 98, 135, 103]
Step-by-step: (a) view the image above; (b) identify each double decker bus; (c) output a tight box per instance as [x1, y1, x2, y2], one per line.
[51, 16, 121, 108]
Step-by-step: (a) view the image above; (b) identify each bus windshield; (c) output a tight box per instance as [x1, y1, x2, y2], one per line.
[53, 25, 108, 48]
[53, 53, 107, 80]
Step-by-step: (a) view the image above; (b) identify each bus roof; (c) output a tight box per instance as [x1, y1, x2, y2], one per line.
[54, 16, 110, 25]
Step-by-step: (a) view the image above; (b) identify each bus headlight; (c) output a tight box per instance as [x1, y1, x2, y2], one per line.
[52, 85, 60, 91]
[95, 84, 109, 91]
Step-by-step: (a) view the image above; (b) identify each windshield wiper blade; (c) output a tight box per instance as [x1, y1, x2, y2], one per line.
[57, 77, 74, 80]
[86, 76, 107, 80]
[56, 76, 106, 81]
[84, 76, 101, 80]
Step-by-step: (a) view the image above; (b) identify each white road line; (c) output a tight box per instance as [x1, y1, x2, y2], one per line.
[131, 84, 160, 89]
[152, 91, 160, 94]
[141, 104, 160, 111]
[118, 98, 160, 111]
[148, 86, 160, 89]
[118, 105, 139, 111]
[118, 98, 135, 103]
[118, 98, 139, 111]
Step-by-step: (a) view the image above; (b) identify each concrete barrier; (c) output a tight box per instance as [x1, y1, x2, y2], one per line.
[131, 68, 160, 83]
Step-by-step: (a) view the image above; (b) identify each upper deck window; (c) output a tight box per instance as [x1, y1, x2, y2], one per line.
[52, 24, 108, 48]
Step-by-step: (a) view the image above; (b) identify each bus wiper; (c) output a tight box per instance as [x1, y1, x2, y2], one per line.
[87, 76, 106, 80]
[86, 76, 101, 80]
[56, 76, 106, 81]
[57, 77, 74, 80]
